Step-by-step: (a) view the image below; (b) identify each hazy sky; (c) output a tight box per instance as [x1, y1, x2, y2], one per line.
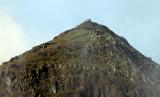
[0, 0, 160, 64]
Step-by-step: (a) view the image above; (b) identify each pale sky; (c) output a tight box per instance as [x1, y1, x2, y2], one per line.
[0, 0, 160, 64]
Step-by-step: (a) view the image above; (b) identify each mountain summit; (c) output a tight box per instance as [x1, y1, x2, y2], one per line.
[0, 20, 160, 97]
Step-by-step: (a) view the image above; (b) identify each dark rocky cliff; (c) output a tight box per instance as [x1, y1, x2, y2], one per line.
[0, 20, 160, 97]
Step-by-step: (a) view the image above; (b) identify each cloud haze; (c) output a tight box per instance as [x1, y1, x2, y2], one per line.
[0, 10, 28, 64]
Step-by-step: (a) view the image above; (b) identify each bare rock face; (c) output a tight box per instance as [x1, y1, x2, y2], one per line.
[0, 20, 160, 97]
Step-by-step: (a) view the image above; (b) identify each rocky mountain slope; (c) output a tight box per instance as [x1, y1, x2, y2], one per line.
[0, 20, 160, 97]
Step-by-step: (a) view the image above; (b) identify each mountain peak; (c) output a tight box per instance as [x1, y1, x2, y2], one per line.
[83, 19, 93, 24]
[0, 21, 160, 97]
[77, 19, 98, 27]
[85, 18, 92, 22]
[76, 19, 111, 34]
